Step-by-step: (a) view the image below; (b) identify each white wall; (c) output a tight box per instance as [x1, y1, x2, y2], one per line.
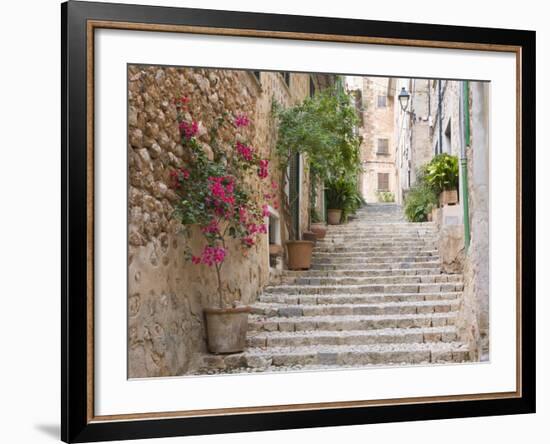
[0, 1, 547, 443]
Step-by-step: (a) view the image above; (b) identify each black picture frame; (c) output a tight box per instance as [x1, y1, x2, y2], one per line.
[61, 1, 536, 442]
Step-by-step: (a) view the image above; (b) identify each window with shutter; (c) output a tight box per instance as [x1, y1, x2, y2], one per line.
[377, 138, 389, 154]
[288, 152, 300, 239]
[378, 173, 389, 191]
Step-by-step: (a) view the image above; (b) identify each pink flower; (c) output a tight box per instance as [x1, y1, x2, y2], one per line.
[236, 141, 253, 161]
[208, 176, 236, 207]
[179, 120, 199, 139]
[169, 169, 180, 188]
[262, 204, 270, 218]
[258, 159, 269, 179]
[201, 219, 220, 234]
[271, 180, 278, 190]
[191, 256, 201, 264]
[196, 246, 226, 266]
[179, 168, 190, 180]
[234, 114, 250, 127]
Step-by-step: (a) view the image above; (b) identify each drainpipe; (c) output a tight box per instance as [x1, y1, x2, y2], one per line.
[438, 80, 443, 154]
[461, 81, 471, 251]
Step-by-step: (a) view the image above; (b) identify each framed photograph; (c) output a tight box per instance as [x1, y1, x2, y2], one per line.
[61, 1, 535, 442]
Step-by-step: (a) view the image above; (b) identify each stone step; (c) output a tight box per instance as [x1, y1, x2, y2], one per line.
[311, 261, 442, 270]
[313, 246, 439, 253]
[312, 251, 439, 259]
[221, 342, 470, 369]
[251, 299, 460, 317]
[281, 268, 445, 278]
[325, 223, 434, 229]
[292, 274, 461, 286]
[321, 235, 438, 241]
[312, 256, 441, 265]
[259, 291, 462, 305]
[247, 326, 459, 347]
[264, 282, 463, 295]
[248, 312, 458, 332]
[317, 233, 438, 246]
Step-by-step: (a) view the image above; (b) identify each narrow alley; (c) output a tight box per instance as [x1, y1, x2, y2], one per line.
[200, 204, 470, 373]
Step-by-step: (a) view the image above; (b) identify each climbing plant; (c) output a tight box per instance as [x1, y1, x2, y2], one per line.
[170, 97, 272, 308]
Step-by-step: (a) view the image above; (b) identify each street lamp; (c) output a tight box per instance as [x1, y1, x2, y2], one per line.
[398, 87, 410, 112]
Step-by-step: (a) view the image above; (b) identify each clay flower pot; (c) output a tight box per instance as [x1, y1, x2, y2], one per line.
[286, 240, 314, 270]
[439, 189, 458, 206]
[310, 223, 327, 240]
[204, 306, 251, 354]
[302, 231, 317, 244]
[327, 208, 342, 225]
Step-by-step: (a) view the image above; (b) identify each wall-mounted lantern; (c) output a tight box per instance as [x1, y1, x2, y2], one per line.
[398, 87, 410, 112]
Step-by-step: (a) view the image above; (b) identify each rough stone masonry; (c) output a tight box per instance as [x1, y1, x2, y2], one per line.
[127, 65, 315, 377]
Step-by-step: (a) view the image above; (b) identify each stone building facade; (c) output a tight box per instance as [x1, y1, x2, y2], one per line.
[394, 78, 432, 203]
[127, 65, 332, 378]
[346, 76, 397, 203]
[394, 78, 490, 360]
[457, 81, 490, 359]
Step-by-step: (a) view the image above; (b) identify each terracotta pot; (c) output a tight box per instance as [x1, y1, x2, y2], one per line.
[310, 223, 327, 240]
[439, 189, 458, 206]
[269, 243, 283, 256]
[327, 209, 342, 225]
[286, 240, 314, 270]
[204, 306, 251, 354]
[302, 231, 317, 244]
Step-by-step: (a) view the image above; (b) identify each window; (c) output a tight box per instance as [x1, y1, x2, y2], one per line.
[377, 95, 387, 108]
[377, 138, 389, 155]
[378, 173, 389, 191]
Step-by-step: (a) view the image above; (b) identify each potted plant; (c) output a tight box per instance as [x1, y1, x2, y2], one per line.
[272, 82, 362, 268]
[425, 153, 459, 206]
[310, 208, 327, 240]
[404, 179, 438, 222]
[171, 98, 272, 354]
[325, 176, 363, 225]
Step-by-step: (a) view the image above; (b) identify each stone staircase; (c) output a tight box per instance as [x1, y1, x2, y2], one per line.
[199, 204, 471, 374]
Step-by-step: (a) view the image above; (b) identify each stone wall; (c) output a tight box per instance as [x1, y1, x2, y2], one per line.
[127, 66, 323, 378]
[409, 79, 432, 185]
[457, 81, 490, 360]
[429, 80, 462, 157]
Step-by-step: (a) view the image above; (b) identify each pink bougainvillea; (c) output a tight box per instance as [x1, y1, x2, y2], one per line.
[191, 246, 226, 266]
[234, 113, 250, 128]
[258, 159, 269, 179]
[179, 120, 199, 139]
[236, 141, 254, 162]
[171, 99, 277, 307]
